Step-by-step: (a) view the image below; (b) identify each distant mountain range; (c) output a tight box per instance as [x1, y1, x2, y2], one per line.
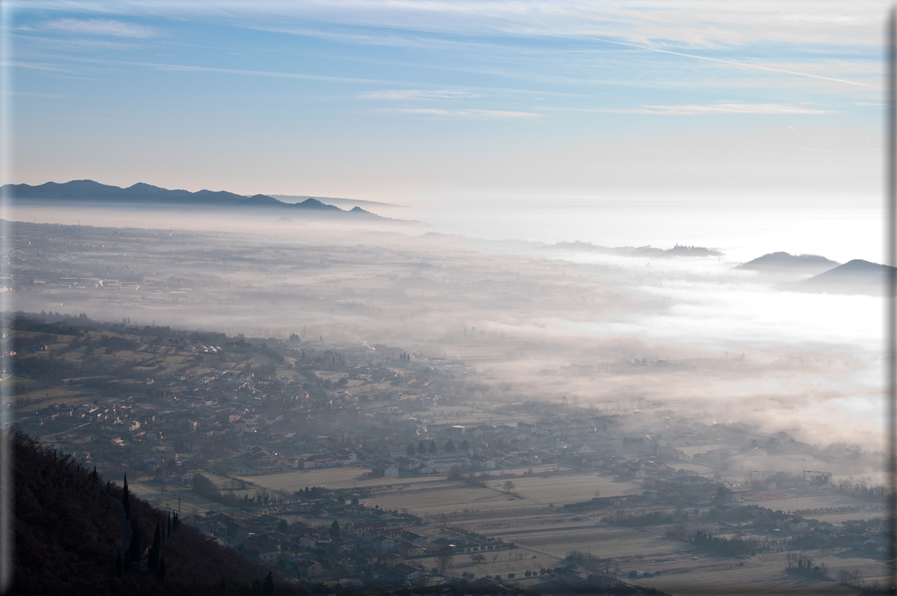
[542, 241, 722, 258]
[4, 180, 389, 220]
[739, 252, 895, 295]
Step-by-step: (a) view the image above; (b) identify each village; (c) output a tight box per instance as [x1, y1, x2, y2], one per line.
[5, 312, 890, 593]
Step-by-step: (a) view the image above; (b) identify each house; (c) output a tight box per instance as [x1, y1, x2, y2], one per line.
[403, 531, 427, 548]
[294, 535, 317, 549]
[256, 544, 279, 565]
[334, 539, 357, 555]
[348, 522, 389, 539]
[392, 563, 426, 583]
[470, 455, 496, 469]
[398, 541, 424, 557]
[224, 519, 249, 539]
[381, 563, 425, 586]
[373, 535, 395, 551]
[296, 560, 324, 578]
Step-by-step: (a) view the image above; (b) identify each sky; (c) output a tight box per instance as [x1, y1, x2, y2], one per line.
[3, 1, 889, 207]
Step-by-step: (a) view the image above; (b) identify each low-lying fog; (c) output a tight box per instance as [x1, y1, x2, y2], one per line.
[12, 202, 884, 455]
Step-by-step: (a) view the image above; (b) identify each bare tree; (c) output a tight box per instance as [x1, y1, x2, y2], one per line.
[436, 551, 454, 576]
[502, 480, 515, 494]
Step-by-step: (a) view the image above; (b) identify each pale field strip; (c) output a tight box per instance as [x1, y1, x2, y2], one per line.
[755, 494, 880, 513]
[637, 563, 877, 596]
[477, 519, 605, 536]
[435, 466, 571, 481]
[522, 532, 686, 560]
[798, 510, 885, 523]
[365, 486, 517, 517]
[234, 466, 444, 491]
[499, 474, 643, 504]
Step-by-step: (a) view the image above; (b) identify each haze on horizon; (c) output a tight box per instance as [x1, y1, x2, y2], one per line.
[4, 0, 885, 210]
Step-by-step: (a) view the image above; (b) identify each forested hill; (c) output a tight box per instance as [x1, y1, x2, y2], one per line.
[12, 431, 300, 595]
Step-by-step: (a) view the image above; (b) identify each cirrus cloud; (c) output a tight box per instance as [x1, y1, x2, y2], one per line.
[41, 18, 155, 38]
[361, 89, 482, 100]
[546, 102, 840, 115]
[395, 107, 541, 118]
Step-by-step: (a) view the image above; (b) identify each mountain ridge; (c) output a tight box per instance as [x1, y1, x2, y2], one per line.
[737, 252, 839, 275]
[4, 180, 386, 219]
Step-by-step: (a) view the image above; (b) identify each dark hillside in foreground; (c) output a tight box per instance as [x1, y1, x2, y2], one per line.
[737, 252, 839, 276]
[12, 431, 299, 595]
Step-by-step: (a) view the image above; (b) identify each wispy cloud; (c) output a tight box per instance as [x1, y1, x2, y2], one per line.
[600, 102, 839, 115]
[39, 18, 155, 38]
[361, 89, 481, 100]
[394, 108, 541, 118]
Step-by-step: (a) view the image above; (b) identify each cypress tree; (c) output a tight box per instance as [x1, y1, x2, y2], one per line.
[148, 522, 161, 572]
[157, 555, 166, 583]
[122, 473, 131, 521]
[262, 571, 274, 596]
[167, 511, 171, 537]
[116, 552, 123, 578]
[128, 524, 142, 562]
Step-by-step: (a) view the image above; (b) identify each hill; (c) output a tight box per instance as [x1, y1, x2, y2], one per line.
[737, 252, 839, 275]
[11, 431, 300, 595]
[3, 180, 386, 220]
[269, 194, 402, 209]
[800, 259, 895, 295]
[542, 242, 722, 258]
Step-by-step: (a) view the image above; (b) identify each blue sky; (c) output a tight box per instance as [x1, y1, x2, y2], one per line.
[4, 1, 888, 205]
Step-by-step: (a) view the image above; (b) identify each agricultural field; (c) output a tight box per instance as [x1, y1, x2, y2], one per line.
[636, 550, 884, 596]
[424, 549, 557, 582]
[362, 483, 520, 517]
[509, 525, 687, 560]
[499, 472, 643, 505]
[799, 509, 885, 524]
[234, 466, 441, 492]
